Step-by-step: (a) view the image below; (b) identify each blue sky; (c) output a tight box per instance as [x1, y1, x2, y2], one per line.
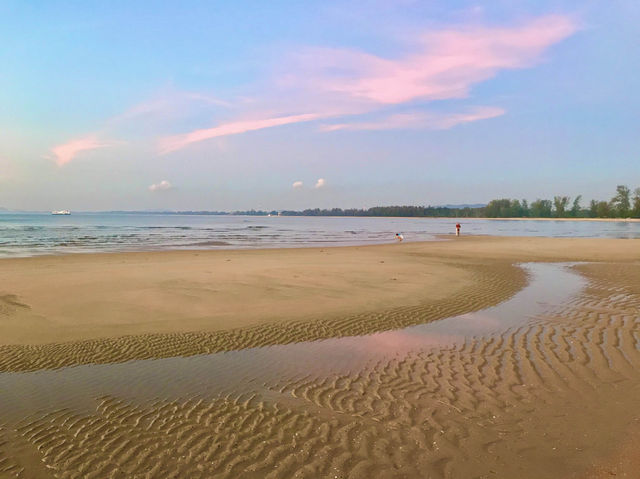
[0, 0, 638, 210]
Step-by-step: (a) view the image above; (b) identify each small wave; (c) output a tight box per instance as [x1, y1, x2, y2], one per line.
[183, 240, 231, 247]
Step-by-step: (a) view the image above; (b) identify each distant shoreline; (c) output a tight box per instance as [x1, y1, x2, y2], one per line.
[2, 211, 639, 221]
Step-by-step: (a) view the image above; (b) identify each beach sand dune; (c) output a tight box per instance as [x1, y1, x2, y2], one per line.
[1, 237, 639, 478]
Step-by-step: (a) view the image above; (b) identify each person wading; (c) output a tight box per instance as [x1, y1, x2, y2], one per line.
[455, 223, 461, 236]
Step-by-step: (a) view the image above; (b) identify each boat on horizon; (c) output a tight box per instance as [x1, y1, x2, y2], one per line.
[51, 210, 71, 215]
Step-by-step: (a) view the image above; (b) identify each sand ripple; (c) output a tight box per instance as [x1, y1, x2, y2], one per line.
[0, 262, 525, 373]
[1, 262, 639, 477]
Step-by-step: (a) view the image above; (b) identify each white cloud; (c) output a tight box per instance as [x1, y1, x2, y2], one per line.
[148, 180, 173, 192]
[315, 178, 326, 189]
[292, 180, 304, 189]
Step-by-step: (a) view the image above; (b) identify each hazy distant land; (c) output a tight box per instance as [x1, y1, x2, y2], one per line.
[6, 184, 637, 220]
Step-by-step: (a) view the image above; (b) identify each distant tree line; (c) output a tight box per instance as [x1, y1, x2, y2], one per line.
[149, 206, 484, 217]
[279, 185, 640, 219]
[278, 205, 483, 218]
[482, 185, 640, 218]
[123, 185, 640, 219]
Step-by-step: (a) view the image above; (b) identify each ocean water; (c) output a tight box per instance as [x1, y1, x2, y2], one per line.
[0, 213, 639, 258]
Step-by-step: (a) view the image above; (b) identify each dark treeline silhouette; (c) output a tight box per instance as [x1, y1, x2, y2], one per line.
[279, 205, 483, 218]
[135, 206, 484, 217]
[279, 185, 640, 218]
[114, 185, 640, 219]
[483, 185, 640, 218]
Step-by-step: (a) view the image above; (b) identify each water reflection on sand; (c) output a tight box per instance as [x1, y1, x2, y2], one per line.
[0, 263, 584, 418]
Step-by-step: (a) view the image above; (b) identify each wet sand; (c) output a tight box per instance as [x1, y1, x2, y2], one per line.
[1, 236, 640, 478]
[0, 242, 484, 346]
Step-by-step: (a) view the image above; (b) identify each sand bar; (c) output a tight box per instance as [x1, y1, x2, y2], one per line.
[1, 235, 638, 347]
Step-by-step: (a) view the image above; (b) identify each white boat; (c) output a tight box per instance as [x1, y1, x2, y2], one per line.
[51, 210, 71, 215]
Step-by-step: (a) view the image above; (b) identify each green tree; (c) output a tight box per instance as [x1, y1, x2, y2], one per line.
[553, 196, 570, 217]
[632, 188, 640, 218]
[595, 201, 611, 218]
[589, 199, 598, 218]
[510, 199, 523, 217]
[611, 185, 631, 217]
[484, 199, 512, 217]
[521, 199, 530, 217]
[530, 199, 552, 217]
[570, 195, 582, 217]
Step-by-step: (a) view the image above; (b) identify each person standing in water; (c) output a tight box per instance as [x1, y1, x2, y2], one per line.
[455, 223, 461, 236]
[395, 233, 404, 241]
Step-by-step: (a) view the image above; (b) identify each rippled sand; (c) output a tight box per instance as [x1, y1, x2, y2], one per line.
[1, 237, 639, 478]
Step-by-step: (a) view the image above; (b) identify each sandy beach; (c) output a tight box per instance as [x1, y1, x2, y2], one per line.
[2, 236, 636, 347]
[5, 1, 638, 477]
[1, 236, 640, 478]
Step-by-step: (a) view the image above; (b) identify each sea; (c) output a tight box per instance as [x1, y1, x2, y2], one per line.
[1, 212, 639, 258]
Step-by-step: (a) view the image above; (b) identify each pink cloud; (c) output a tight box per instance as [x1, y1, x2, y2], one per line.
[289, 15, 577, 105]
[322, 106, 505, 132]
[159, 113, 321, 154]
[112, 90, 232, 125]
[50, 135, 113, 166]
[431, 106, 506, 129]
[149, 14, 575, 155]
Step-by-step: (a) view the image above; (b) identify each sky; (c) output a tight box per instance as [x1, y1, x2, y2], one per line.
[0, 0, 638, 211]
